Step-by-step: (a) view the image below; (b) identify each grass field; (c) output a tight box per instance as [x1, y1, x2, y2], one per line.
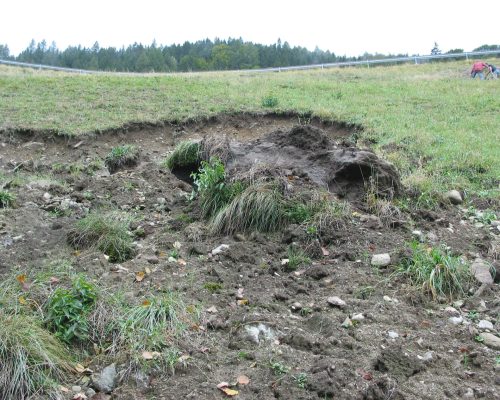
[1, 60, 499, 198]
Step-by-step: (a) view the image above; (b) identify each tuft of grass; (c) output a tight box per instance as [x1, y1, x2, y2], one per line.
[69, 211, 135, 262]
[0, 312, 73, 400]
[0, 190, 15, 208]
[105, 144, 139, 173]
[164, 140, 200, 171]
[286, 246, 312, 271]
[397, 241, 473, 300]
[211, 182, 286, 234]
[261, 95, 279, 108]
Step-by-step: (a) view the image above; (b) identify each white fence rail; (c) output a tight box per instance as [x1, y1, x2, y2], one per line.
[1, 49, 499, 75]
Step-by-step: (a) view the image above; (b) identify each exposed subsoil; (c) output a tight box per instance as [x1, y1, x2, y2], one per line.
[0, 114, 499, 400]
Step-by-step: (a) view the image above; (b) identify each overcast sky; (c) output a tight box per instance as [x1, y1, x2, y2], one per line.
[2, 0, 498, 57]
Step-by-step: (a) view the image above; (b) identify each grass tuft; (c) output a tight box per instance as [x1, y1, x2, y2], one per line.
[105, 144, 140, 173]
[0, 312, 73, 400]
[211, 182, 286, 234]
[163, 140, 201, 171]
[0, 190, 15, 208]
[69, 211, 135, 262]
[397, 241, 473, 300]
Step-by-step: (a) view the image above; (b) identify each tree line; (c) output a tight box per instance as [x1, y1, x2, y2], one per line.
[0, 39, 498, 73]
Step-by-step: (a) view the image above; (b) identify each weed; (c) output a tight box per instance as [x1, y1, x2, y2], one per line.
[467, 310, 479, 322]
[105, 144, 140, 173]
[293, 372, 308, 389]
[237, 351, 252, 360]
[261, 95, 279, 108]
[191, 157, 236, 218]
[397, 241, 472, 300]
[474, 335, 484, 343]
[203, 282, 223, 293]
[211, 182, 285, 234]
[164, 141, 200, 170]
[299, 307, 313, 317]
[45, 276, 97, 343]
[496, 355, 500, 366]
[286, 246, 312, 271]
[354, 286, 375, 299]
[0, 312, 73, 399]
[0, 190, 15, 208]
[69, 211, 135, 262]
[270, 361, 289, 376]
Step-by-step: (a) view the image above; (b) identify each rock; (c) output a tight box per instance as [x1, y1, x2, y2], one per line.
[146, 256, 159, 264]
[470, 259, 493, 284]
[445, 190, 463, 205]
[72, 386, 82, 392]
[212, 244, 229, 255]
[388, 330, 399, 339]
[449, 316, 463, 325]
[91, 363, 117, 393]
[351, 313, 365, 321]
[341, 317, 353, 328]
[243, 323, 275, 344]
[85, 388, 96, 398]
[427, 232, 438, 243]
[371, 253, 391, 267]
[444, 306, 460, 314]
[417, 351, 433, 362]
[327, 296, 346, 308]
[412, 230, 424, 241]
[477, 320, 494, 330]
[291, 302, 303, 311]
[479, 333, 500, 350]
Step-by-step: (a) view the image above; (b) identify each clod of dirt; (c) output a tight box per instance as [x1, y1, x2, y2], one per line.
[373, 346, 424, 379]
[213, 125, 402, 201]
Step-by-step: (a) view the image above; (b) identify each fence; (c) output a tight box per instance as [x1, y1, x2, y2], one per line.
[1, 49, 499, 75]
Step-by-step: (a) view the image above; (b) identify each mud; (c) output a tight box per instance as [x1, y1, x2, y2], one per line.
[0, 114, 499, 400]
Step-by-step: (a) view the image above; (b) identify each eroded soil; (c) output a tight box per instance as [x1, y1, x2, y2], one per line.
[0, 114, 499, 400]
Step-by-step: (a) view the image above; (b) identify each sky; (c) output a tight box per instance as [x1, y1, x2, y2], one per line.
[1, 0, 498, 57]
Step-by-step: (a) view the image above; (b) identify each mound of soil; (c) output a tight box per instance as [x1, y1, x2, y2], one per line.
[226, 125, 401, 201]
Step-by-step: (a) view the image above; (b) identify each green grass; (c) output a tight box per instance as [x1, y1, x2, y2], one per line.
[105, 144, 139, 173]
[0, 190, 15, 208]
[211, 182, 286, 234]
[397, 241, 473, 300]
[0, 312, 73, 399]
[69, 211, 135, 262]
[163, 140, 201, 170]
[0, 61, 499, 196]
[286, 246, 312, 271]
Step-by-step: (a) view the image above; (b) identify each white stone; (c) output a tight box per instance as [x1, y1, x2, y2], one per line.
[371, 253, 391, 267]
[480, 333, 500, 350]
[445, 190, 462, 205]
[388, 331, 399, 339]
[212, 244, 229, 255]
[327, 296, 346, 308]
[477, 320, 494, 330]
[444, 306, 459, 315]
[351, 313, 365, 321]
[449, 316, 463, 325]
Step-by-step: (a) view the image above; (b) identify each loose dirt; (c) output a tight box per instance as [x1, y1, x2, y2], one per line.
[0, 114, 499, 400]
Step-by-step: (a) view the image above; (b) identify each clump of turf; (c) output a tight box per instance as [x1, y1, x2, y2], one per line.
[105, 144, 140, 173]
[68, 211, 135, 262]
[397, 241, 473, 300]
[0, 312, 73, 399]
[163, 140, 200, 171]
[211, 182, 286, 234]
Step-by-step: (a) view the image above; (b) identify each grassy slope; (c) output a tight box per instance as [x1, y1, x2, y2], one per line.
[0, 61, 499, 196]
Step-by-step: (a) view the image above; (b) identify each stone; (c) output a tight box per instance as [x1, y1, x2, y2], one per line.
[146, 256, 159, 264]
[351, 313, 365, 321]
[477, 320, 494, 330]
[72, 386, 82, 392]
[212, 244, 229, 255]
[92, 363, 117, 393]
[444, 306, 459, 315]
[291, 302, 303, 311]
[445, 190, 462, 205]
[327, 296, 346, 308]
[479, 333, 500, 350]
[449, 316, 463, 325]
[470, 259, 493, 284]
[371, 253, 391, 267]
[388, 330, 399, 339]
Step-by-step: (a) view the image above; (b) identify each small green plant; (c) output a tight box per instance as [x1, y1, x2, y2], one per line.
[69, 211, 135, 262]
[0, 190, 15, 208]
[270, 361, 289, 376]
[191, 157, 237, 218]
[474, 335, 484, 343]
[237, 351, 252, 360]
[105, 144, 139, 173]
[496, 355, 500, 366]
[164, 140, 200, 170]
[203, 282, 223, 293]
[467, 310, 479, 322]
[45, 276, 97, 343]
[397, 241, 472, 300]
[0, 312, 73, 399]
[354, 286, 375, 299]
[286, 246, 311, 271]
[293, 372, 308, 389]
[299, 307, 313, 317]
[261, 95, 279, 108]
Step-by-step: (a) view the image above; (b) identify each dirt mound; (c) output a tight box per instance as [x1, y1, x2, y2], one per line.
[224, 125, 401, 200]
